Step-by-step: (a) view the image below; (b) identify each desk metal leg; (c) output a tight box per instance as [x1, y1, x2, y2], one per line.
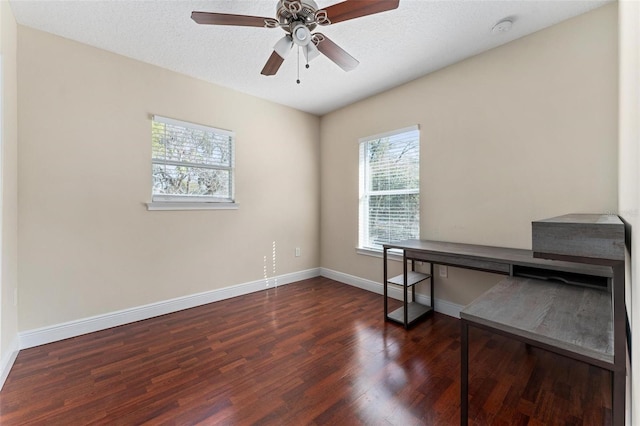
[411, 260, 416, 303]
[611, 263, 625, 426]
[403, 254, 409, 329]
[383, 248, 388, 321]
[461, 320, 469, 426]
[430, 263, 434, 310]
[612, 369, 625, 426]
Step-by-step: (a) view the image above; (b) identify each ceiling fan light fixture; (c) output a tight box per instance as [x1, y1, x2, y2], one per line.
[304, 42, 320, 62]
[274, 35, 294, 58]
[292, 23, 311, 46]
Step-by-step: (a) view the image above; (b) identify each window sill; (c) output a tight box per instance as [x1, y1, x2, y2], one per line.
[356, 247, 403, 262]
[146, 202, 239, 211]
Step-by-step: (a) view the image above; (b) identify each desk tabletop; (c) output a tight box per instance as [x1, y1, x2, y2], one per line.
[460, 276, 614, 364]
[383, 239, 613, 277]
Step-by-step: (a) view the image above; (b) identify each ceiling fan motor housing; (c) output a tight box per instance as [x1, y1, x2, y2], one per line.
[276, 0, 320, 33]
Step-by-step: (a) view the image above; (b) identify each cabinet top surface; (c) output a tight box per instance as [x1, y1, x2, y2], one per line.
[533, 213, 623, 226]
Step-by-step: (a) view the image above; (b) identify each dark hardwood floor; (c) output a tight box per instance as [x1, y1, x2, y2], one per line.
[0, 277, 611, 425]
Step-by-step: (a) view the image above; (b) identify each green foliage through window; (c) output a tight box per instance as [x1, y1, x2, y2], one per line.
[152, 116, 234, 202]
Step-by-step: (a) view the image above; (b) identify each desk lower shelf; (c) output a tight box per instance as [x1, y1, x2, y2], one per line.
[385, 269, 433, 328]
[387, 271, 431, 287]
[386, 302, 433, 325]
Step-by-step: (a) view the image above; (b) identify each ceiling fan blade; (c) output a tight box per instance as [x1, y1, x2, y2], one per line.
[261, 51, 286, 76]
[321, 0, 399, 24]
[314, 33, 359, 71]
[191, 11, 274, 28]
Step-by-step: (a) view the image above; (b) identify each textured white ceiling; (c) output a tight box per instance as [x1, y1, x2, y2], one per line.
[9, 0, 610, 115]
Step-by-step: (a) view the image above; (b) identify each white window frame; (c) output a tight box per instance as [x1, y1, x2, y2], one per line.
[146, 115, 238, 211]
[358, 125, 420, 254]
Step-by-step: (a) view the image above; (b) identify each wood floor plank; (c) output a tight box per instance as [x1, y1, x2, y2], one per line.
[0, 277, 611, 425]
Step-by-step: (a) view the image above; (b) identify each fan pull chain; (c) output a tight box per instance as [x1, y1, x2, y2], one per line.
[296, 46, 301, 84]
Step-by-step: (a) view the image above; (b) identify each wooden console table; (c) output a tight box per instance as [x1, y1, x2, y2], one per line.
[383, 234, 625, 426]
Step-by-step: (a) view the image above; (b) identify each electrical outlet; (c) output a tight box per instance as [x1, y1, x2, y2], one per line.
[439, 265, 448, 278]
[295, 248, 301, 257]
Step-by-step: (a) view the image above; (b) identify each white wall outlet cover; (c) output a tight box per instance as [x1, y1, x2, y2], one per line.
[439, 265, 448, 278]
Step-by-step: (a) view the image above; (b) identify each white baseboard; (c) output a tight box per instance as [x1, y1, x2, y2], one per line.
[19, 268, 321, 350]
[320, 267, 464, 319]
[18, 266, 461, 352]
[0, 337, 19, 391]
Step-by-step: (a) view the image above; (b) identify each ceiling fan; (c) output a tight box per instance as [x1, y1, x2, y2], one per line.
[191, 0, 400, 80]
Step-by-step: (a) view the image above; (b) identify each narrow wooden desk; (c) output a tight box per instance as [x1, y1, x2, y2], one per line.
[382, 239, 625, 426]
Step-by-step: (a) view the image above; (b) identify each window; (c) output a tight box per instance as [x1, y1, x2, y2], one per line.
[359, 125, 420, 251]
[149, 115, 236, 209]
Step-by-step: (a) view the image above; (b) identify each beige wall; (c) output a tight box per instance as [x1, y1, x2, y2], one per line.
[618, 1, 640, 421]
[17, 27, 320, 331]
[320, 4, 618, 306]
[13, 1, 621, 341]
[1, 1, 19, 363]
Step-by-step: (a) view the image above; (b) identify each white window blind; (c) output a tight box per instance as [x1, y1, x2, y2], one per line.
[151, 115, 235, 203]
[359, 125, 420, 251]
